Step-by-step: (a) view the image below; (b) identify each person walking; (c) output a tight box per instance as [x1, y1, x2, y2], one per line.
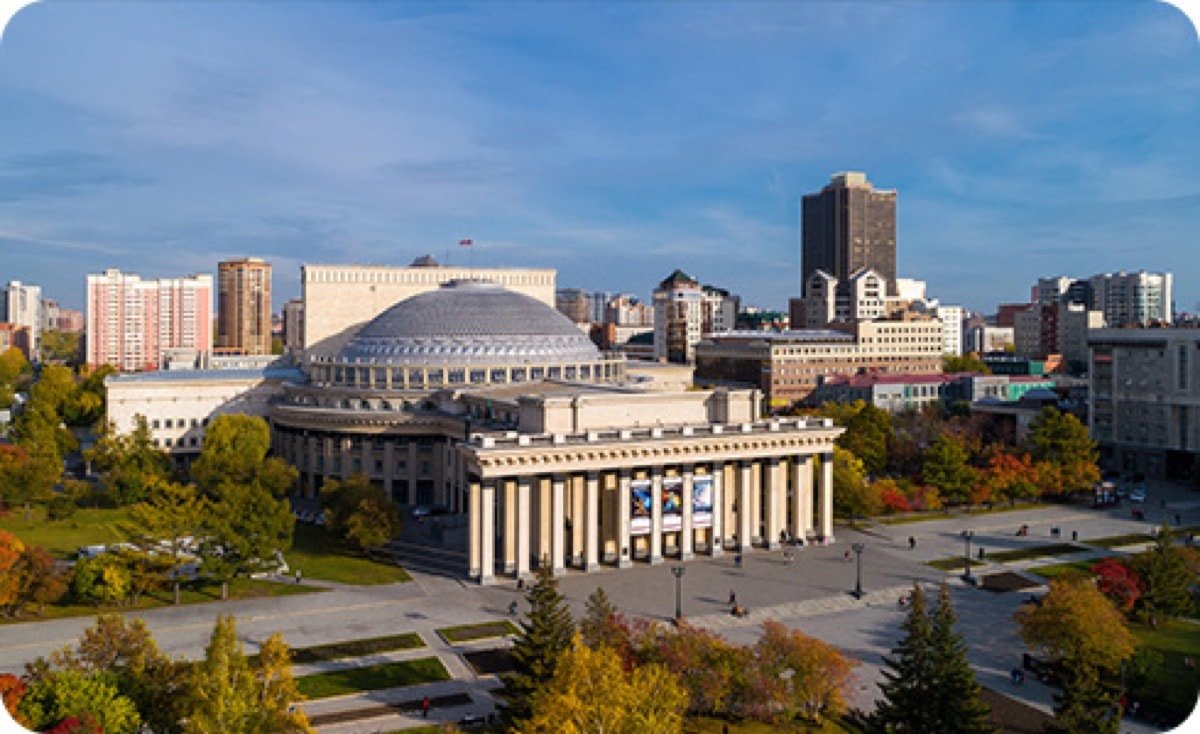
[421, 695, 431, 718]
[728, 590, 737, 606]
[907, 536, 916, 551]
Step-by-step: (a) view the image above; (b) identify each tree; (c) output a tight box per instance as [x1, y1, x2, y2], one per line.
[0, 672, 28, 727]
[927, 583, 993, 733]
[521, 634, 686, 734]
[71, 554, 132, 607]
[1015, 578, 1134, 673]
[978, 449, 1040, 506]
[580, 586, 627, 653]
[1091, 558, 1142, 614]
[0, 529, 24, 612]
[320, 475, 402, 552]
[87, 418, 171, 505]
[39, 330, 81, 365]
[17, 669, 141, 734]
[839, 404, 893, 476]
[633, 622, 748, 716]
[203, 478, 294, 599]
[1026, 408, 1099, 495]
[186, 616, 312, 734]
[127, 478, 206, 603]
[872, 584, 938, 733]
[832, 447, 881, 519]
[921, 433, 976, 505]
[59, 614, 192, 734]
[943, 354, 991, 374]
[1050, 662, 1120, 734]
[190, 415, 273, 493]
[506, 564, 577, 725]
[1132, 522, 1195, 623]
[7, 545, 68, 616]
[750, 620, 856, 725]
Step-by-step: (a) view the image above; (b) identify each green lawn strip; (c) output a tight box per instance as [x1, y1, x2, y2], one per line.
[286, 524, 411, 585]
[0, 506, 134, 559]
[984, 543, 1085, 563]
[1, 577, 320, 624]
[437, 620, 519, 643]
[963, 502, 1046, 515]
[295, 657, 451, 699]
[1027, 558, 1101, 580]
[1129, 620, 1200, 724]
[877, 512, 953, 525]
[926, 557, 982, 572]
[289, 633, 424, 665]
[1086, 532, 1154, 549]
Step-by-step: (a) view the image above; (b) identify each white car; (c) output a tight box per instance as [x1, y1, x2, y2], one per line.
[1129, 487, 1147, 503]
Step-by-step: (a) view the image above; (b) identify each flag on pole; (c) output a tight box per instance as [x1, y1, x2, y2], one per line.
[459, 238, 473, 247]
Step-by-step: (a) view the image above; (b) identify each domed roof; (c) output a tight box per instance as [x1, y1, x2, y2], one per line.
[337, 280, 601, 365]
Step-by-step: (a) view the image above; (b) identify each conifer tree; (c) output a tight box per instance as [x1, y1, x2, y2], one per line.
[928, 583, 993, 733]
[505, 564, 575, 725]
[871, 584, 937, 733]
[1137, 522, 1194, 622]
[185, 616, 257, 734]
[580, 586, 622, 650]
[1050, 664, 1119, 734]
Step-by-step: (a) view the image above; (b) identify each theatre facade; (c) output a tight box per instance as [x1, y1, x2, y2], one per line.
[267, 277, 843, 583]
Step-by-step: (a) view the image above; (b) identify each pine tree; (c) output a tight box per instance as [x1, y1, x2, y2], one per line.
[1050, 663, 1119, 734]
[1138, 522, 1194, 623]
[871, 584, 938, 733]
[928, 583, 993, 733]
[580, 586, 619, 649]
[505, 564, 576, 725]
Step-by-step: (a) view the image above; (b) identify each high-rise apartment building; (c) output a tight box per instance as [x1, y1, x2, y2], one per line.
[802, 172, 897, 296]
[652, 270, 739, 363]
[283, 299, 304, 355]
[217, 257, 272, 355]
[555, 288, 592, 323]
[86, 269, 212, 371]
[1088, 271, 1172, 326]
[1, 281, 42, 359]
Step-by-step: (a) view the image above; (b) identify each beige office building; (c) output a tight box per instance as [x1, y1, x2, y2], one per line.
[217, 258, 273, 355]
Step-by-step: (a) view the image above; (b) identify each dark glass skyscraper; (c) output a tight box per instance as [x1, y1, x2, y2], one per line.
[801, 172, 897, 295]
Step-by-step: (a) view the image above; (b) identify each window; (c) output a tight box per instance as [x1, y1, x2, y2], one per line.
[151, 419, 160, 429]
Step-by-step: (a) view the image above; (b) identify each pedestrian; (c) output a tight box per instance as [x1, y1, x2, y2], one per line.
[1176, 512, 1182, 526]
[1010, 668, 1020, 685]
[728, 589, 737, 606]
[294, 569, 301, 584]
[508, 600, 518, 616]
[421, 695, 431, 718]
[516, 577, 524, 590]
[908, 536, 916, 551]
[734, 553, 743, 569]
[844, 550, 852, 562]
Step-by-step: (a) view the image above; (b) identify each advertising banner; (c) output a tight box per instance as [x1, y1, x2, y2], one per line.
[630, 479, 651, 535]
[692, 475, 714, 528]
[662, 476, 683, 531]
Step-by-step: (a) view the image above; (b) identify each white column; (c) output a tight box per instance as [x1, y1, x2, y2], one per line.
[650, 467, 664, 565]
[764, 459, 782, 550]
[571, 475, 585, 567]
[502, 480, 516, 574]
[819, 452, 835, 542]
[480, 481, 496, 585]
[618, 470, 632, 568]
[468, 480, 481, 579]
[538, 477, 552, 569]
[551, 474, 566, 576]
[585, 472, 600, 571]
[681, 465, 694, 560]
[516, 477, 531, 579]
[737, 462, 752, 551]
[710, 462, 724, 556]
[791, 456, 813, 540]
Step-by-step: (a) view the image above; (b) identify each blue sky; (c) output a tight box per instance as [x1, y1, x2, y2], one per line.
[0, 0, 1197, 314]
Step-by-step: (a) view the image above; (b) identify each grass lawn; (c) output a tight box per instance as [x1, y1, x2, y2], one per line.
[1087, 532, 1154, 549]
[927, 557, 982, 572]
[286, 523, 411, 585]
[289, 632, 424, 664]
[1130, 620, 1200, 727]
[983, 543, 1084, 563]
[437, 620, 519, 643]
[296, 657, 450, 699]
[0, 505, 134, 559]
[1027, 559, 1100, 580]
[3, 576, 320, 624]
[878, 512, 952, 525]
[684, 715, 862, 733]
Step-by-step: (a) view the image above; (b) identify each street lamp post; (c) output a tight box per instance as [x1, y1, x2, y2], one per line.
[671, 565, 685, 622]
[962, 530, 975, 583]
[851, 543, 865, 599]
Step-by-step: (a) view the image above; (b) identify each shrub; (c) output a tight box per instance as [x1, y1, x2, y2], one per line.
[47, 496, 77, 521]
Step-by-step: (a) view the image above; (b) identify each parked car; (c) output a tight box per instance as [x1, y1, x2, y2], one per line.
[1129, 487, 1147, 503]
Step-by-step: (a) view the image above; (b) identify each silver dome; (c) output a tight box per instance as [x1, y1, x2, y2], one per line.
[338, 280, 601, 365]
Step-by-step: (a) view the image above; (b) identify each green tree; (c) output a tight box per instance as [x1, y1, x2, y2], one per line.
[203, 479, 294, 599]
[252, 634, 314, 733]
[190, 414, 273, 493]
[580, 586, 625, 652]
[127, 478, 206, 604]
[88, 417, 171, 505]
[507, 564, 577, 725]
[7, 545, 68, 616]
[634, 622, 748, 716]
[943, 354, 991, 374]
[17, 669, 141, 734]
[1051, 663, 1120, 734]
[68, 364, 116, 427]
[839, 403, 893, 476]
[921, 433, 976, 505]
[928, 583, 993, 733]
[1132, 522, 1195, 623]
[0, 346, 30, 408]
[70, 555, 131, 607]
[832, 447, 882, 519]
[39, 330, 81, 365]
[1026, 407, 1099, 495]
[871, 584, 938, 733]
[319, 475, 402, 552]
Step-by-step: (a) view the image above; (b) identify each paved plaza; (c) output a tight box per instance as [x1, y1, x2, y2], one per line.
[1, 479, 1196, 732]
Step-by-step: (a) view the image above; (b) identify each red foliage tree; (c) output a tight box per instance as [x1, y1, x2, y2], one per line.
[1091, 557, 1143, 613]
[43, 714, 103, 734]
[0, 673, 27, 725]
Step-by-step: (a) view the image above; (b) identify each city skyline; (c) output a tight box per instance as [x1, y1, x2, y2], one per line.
[0, 1, 1198, 313]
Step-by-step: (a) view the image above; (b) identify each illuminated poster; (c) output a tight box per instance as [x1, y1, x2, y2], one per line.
[692, 475, 713, 528]
[662, 476, 683, 531]
[630, 479, 651, 535]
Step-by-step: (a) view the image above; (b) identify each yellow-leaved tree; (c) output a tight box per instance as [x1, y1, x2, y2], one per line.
[521, 634, 687, 734]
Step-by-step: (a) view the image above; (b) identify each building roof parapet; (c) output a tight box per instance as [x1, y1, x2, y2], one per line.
[466, 416, 835, 450]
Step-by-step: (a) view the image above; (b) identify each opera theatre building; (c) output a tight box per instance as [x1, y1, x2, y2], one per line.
[118, 261, 843, 584]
